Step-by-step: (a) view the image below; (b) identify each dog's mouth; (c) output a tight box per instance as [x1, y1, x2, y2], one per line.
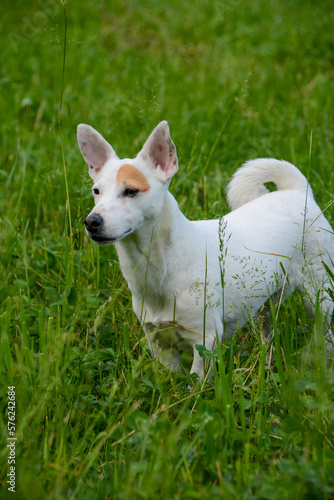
[91, 235, 115, 244]
[89, 228, 132, 245]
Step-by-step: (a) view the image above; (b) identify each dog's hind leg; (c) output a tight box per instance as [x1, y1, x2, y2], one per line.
[319, 296, 334, 352]
[300, 266, 334, 352]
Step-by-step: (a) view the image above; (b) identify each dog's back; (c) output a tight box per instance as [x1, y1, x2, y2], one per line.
[227, 158, 334, 350]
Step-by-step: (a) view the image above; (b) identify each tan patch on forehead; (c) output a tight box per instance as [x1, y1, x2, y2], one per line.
[116, 163, 151, 192]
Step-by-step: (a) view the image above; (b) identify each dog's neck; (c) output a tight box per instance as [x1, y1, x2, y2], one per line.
[115, 191, 192, 299]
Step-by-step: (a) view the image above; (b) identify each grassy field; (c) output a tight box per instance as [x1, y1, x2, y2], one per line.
[1, 0, 334, 498]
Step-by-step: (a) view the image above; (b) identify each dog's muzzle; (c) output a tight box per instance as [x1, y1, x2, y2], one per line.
[85, 213, 103, 234]
[85, 214, 133, 244]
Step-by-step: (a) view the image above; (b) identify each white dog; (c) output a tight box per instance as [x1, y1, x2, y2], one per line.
[77, 121, 334, 381]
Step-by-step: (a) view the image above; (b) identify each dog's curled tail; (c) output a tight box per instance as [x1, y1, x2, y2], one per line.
[227, 158, 313, 210]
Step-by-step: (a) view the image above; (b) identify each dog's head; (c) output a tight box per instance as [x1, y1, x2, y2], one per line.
[77, 121, 178, 245]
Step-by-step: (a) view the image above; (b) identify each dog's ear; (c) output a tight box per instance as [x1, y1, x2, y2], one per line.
[138, 121, 178, 180]
[77, 124, 117, 180]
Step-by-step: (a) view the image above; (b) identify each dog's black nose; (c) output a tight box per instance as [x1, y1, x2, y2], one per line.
[85, 213, 103, 233]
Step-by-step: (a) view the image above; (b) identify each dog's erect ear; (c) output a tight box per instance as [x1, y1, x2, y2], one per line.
[138, 121, 178, 180]
[77, 124, 117, 180]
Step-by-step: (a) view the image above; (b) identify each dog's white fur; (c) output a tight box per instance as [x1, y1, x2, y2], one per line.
[77, 121, 334, 381]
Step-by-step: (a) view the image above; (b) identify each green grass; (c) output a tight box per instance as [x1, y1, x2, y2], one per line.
[1, 0, 334, 498]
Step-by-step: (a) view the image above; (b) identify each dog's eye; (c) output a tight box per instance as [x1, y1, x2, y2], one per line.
[123, 188, 139, 198]
[93, 187, 100, 195]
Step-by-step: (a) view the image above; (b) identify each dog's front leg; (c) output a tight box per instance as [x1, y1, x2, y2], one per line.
[190, 336, 216, 382]
[145, 323, 181, 372]
[153, 343, 181, 372]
